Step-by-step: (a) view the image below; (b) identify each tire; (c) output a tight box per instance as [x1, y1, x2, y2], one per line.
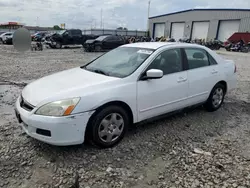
[0, 39, 2, 44]
[86, 105, 129, 148]
[204, 83, 226, 112]
[94, 45, 102, 52]
[55, 42, 62, 49]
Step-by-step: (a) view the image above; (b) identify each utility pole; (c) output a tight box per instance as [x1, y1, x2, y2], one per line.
[147, 0, 151, 30]
[100, 8, 103, 29]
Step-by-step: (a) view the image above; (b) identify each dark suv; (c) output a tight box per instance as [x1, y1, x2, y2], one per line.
[45, 29, 97, 49]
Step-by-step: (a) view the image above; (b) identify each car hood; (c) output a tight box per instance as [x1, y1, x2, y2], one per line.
[85, 39, 95, 44]
[22, 67, 119, 106]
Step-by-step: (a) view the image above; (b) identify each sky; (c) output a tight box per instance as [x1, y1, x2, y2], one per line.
[0, 0, 249, 30]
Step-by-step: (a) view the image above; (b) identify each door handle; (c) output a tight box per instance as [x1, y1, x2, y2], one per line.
[177, 77, 187, 83]
[211, 70, 218, 74]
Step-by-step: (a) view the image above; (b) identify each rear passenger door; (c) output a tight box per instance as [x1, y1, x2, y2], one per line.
[183, 48, 220, 106]
[72, 30, 82, 44]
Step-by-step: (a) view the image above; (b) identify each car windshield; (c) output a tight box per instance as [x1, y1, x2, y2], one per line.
[56, 30, 66, 35]
[95, 36, 108, 41]
[83, 47, 154, 78]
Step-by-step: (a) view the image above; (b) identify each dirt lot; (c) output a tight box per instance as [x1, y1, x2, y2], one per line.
[0, 45, 250, 188]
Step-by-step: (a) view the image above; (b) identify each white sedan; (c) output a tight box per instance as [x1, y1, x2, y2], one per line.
[15, 42, 237, 147]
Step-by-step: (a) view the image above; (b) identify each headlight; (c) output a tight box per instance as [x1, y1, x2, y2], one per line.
[35, 98, 80, 116]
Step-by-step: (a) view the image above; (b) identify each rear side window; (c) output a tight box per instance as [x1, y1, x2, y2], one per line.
[109, 36, 119, 41]
[184, 48, 209, 70]
[71, 30, 81, 36]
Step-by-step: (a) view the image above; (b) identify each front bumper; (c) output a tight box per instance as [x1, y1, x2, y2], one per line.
[15, 96, 94, 146]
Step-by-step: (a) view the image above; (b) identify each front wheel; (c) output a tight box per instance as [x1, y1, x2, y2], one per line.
[205, 83, 225, 112]
[94, 45, 102, 52]
[86, 106, 129, 148]
[55, 42, 62, 49]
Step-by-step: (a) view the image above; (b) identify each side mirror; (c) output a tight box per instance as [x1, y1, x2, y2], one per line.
[141, 69, 163, 80]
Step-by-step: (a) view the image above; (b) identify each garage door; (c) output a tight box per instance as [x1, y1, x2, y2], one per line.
[191, 22, 209, 41]
[217, 20, 240, 42]
[154, 23, 165, 38]
[171, 22, 185, 41]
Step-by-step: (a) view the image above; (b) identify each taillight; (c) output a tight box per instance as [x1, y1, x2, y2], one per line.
[234, 64, 237, 73]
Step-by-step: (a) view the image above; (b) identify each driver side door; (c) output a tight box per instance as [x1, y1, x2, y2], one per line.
[137, 48, 189, 121]
[63, 31, 72, 45]
[102, 36, 114, 50]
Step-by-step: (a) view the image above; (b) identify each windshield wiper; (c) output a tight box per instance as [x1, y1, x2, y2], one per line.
[84, 67, 109, 76]
[93, 69, 109, 76]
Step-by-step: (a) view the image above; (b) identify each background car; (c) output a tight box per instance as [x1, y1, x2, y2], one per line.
[4, 34, 13, 45]
[31, 32, 48, 42]
[45, 29, 98, 49]
[0, 32, 13, 44]
[84, 35, 126, 52]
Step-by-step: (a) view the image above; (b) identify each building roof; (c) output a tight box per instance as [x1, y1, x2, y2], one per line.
[24, 26, 54, 31]
[149, 8, 250, 19]
[0, 22, 24, 26]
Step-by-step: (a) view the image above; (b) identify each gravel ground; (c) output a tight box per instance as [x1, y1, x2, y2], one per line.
[0, 45, 250, 188]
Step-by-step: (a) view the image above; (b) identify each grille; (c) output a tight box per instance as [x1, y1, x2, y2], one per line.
[20, 96, 35, 112]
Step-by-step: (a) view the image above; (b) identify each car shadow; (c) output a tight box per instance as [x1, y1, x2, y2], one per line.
[31, 104, 231, 161]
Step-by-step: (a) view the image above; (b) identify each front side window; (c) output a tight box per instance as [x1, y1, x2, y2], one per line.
[184, 48, 209, 69]
[147, 48, 183, 75]
[57, 30, 66, 35]
[96, 36, 108, 41]
[83, 47, 154, 78]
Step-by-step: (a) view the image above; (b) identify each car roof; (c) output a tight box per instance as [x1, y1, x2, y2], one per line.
[0, 32, 12, 36]
[122, 42, 204, 50]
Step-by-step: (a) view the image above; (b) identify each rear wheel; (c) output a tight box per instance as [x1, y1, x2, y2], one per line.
[86, 105, 129, 148]
[205, 83, 225, 112]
